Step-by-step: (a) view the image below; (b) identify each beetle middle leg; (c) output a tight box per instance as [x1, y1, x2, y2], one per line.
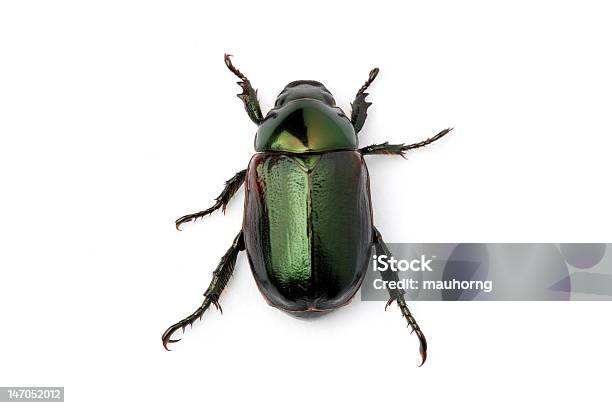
[162, 231, 245, 350]
[360, 128, 453, 157]
[373, 227, 428, 366]
[175, 169, 246, 230]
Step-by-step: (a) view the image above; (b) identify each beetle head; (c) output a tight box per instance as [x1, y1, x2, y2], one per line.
[274, 81, 337, 108]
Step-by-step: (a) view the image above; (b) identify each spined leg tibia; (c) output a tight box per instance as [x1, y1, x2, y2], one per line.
[175, 169, 246, 230]
[373, 227, 427, 366]
[162, 231, 245, 350]
[224, 54, 264, 125]
[360, 128, 452, 157]
[350, 67, 379, 133]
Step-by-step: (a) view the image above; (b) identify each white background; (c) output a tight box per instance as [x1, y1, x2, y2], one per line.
[1, 1, 611, 407]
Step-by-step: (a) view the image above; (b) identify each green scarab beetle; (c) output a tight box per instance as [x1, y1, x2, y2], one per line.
[162, 54, 451, 366]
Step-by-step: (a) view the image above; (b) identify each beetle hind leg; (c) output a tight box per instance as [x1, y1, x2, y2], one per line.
[373, 227, 428, 366]
[162, 231, 245, 350]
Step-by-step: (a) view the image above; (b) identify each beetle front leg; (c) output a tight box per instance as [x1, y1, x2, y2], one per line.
[360, 128, 453, 157]
[373, 227, 428, 366]
[224, 54, 264, 125]
[350, 67, 379, 133]
[175, 169, 246, 230]
[162, 231, 245, 350]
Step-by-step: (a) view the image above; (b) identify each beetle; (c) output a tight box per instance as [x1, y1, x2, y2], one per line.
[162, 54, 451, 366]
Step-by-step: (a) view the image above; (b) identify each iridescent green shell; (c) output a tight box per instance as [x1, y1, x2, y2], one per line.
[243, 151, 373, 312]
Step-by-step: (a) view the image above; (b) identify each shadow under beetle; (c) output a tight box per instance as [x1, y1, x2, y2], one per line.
[162, 54, 451, 366]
